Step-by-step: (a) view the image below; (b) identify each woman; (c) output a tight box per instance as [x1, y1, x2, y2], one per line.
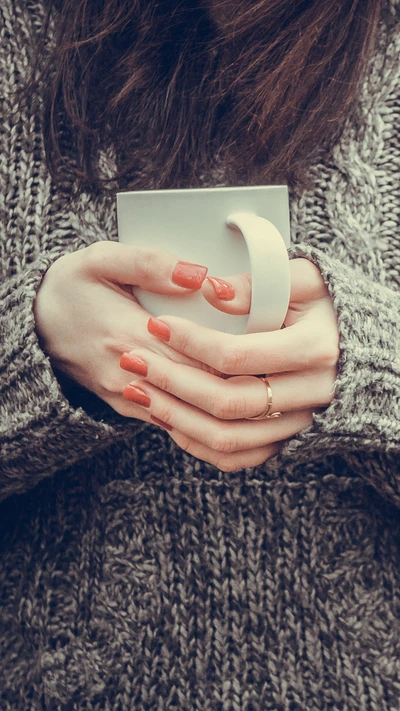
[1, 0, 399, 708]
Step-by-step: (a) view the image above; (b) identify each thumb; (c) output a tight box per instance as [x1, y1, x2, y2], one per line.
[288, 258, 327, 302]
[84, 242, 208, 294]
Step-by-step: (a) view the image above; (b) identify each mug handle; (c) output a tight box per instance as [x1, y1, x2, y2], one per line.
[226, 213, 291, 334]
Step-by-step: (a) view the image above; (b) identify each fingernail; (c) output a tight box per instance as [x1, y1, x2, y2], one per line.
[171, 261, 208, 290]
[147, 317, 171, 341]
[120, 353, 148, 376]
[205, 277, 235, 301]
[150, 415, 173, 431]
[122, 384, 151, 407]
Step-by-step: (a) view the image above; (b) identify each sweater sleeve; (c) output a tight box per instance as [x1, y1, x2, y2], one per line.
[0, 252, 141, 502]
[270, 243, 400, 503]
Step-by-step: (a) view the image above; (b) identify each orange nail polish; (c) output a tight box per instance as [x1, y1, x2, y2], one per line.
[205, 277, 235, 301]
[150, 415, 173, 431]
[122, 384, 151, 407]
[120, 353, 148, 376]
[171, 261, 208, 289]
[147, 317, 171, 341]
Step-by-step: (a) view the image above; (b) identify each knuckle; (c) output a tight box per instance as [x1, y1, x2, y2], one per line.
[299, 326, 339, 370]
[213, 391, 246, 420]
[107, 391, 145, 418]
[308, 336, 339, 369]
[155, 404, 173, 427]
[112, 400, 134, 418]
[100, 375, 125, 396]
[84, 241, 111, 270]
[297, 330, 329, 369]
[203, 391, 222, 418]
[216, 344, 249, 374]
[318, 339, 340, 369]
[155, 370, 173, 394]
[173, 433, 193, 454]
[214, 455, 241, 473]
[209, 428, 238, 454]
[215, 444, 283, 472]
[296, 331, 315, 368]
[132, 248, 157, 283]
[176, 330, 193, 358]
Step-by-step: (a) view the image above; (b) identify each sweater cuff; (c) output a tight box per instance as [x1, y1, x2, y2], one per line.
[269, 244, 400, 469]
[0, 254, 138, 501]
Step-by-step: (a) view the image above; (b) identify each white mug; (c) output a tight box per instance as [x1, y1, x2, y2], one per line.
[117, 186, 291, 335]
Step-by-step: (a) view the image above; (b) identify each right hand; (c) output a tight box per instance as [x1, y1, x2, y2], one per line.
[33, 241, 209, 419]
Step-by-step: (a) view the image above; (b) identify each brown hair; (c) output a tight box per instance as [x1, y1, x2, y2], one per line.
[26, 0, 383, 194]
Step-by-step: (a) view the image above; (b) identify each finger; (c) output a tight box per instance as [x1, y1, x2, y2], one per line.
[120, 378, 314, 451]
[201, 273, 251, 315]
[146, 314, 330, 374]
[200, 259, 327, 317]
[83, 241, 208, 293]
[120, 349, 336, 418]
[289, 258, 328, 302]
[168, 429, 284, 472]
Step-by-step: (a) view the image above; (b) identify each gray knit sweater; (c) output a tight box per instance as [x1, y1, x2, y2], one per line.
[1, 0, 399, 709]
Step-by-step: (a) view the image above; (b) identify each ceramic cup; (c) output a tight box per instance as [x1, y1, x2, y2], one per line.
[117, 185, 291, 335]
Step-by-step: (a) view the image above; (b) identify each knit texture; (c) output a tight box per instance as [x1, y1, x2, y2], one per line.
[0, 0, 400, 709]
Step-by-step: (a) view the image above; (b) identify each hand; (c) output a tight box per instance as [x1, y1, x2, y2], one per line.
[119, 258, 340, 471]
[33, 241, 210, 421]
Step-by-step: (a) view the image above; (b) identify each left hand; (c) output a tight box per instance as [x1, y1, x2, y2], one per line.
[120, 258, 340, 471]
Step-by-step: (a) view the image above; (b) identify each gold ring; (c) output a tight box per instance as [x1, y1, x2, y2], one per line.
[246, 376, 282, 420]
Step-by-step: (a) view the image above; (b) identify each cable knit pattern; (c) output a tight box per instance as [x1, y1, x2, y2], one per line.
[0, 0, 399, 709]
